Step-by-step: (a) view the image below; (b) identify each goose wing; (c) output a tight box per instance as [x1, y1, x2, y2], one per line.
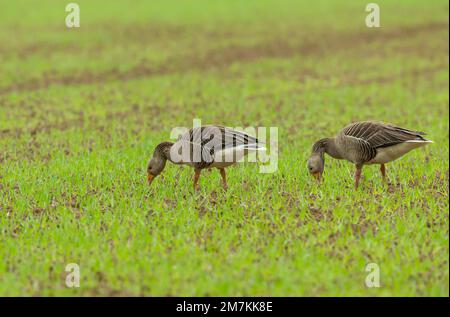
[175, 126, 261, 167]
[342, 121, 427, 149]
[179, 125, 260, 150]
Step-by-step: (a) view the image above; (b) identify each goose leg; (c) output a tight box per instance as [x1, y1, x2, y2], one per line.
[219, 168, 228, 189]
[380, 164, 386, 182]
[193, 169, 201, 190]
[354, 165, 363, 189]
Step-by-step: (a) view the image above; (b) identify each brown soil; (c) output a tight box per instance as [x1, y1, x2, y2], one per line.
[0, 21, 447, 96]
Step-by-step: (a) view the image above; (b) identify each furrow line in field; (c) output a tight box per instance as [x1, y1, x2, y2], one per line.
[0, 21, 447, 96]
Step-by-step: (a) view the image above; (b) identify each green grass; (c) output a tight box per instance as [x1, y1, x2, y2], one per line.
[0, 0, 448, 296]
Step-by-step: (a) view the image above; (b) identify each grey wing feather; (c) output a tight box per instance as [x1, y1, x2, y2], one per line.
[342, 121, 427, 149]
[337, 134, 377, 163]
[180, 126, 259, 150]
[176, 126, 260, 168]
[219, 126, 260, 149]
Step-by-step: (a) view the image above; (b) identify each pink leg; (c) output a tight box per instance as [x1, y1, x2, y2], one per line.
[219, 168, 228, 190]
[354, 166, 362, 189]
[380, 164, 386, 182]
[193, 169, 201, 190]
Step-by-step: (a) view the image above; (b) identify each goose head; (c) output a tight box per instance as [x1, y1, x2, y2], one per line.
[147, 156, 166, 185]
[307, 154, 324, 182]
[147, 142, 173, 185]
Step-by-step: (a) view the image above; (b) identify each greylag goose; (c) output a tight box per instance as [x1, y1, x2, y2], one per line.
[147, 125, 265, 189]
[307, 121, 433, 188]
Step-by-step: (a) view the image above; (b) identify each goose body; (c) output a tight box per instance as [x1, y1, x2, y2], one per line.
[208, 143, 263, 168]
[147, 125, 265, 189]
[308, 121, 433, 188]
[367, 139, 432, 164]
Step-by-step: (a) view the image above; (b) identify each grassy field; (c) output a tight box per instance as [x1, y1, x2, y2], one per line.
[0, 0, 448, 296]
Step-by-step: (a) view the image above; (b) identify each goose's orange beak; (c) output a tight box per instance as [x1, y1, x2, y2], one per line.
[312, 172, 322, 182]
[147, 172, 155, 185]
